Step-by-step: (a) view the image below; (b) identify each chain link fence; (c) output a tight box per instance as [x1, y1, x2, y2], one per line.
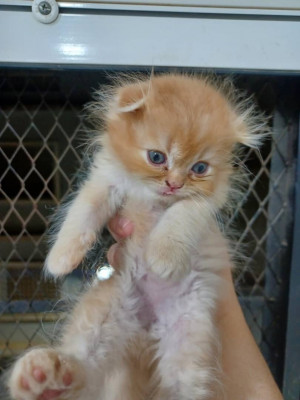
[0, 69, 298, 389]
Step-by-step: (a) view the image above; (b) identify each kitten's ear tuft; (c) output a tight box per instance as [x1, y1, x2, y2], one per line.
[232, 108, 269, 149]
[116, 82, 148, 115]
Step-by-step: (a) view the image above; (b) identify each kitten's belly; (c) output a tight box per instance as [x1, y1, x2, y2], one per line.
[134, 268, 204, 330]
[120, 198, 222, 329]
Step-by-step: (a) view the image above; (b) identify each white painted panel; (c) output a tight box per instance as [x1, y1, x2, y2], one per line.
[86, 0, 300, 8]
[4, 0, 299, 11]
[2, 1, 300, 15]
[59, 0, 300, 7]
[0, 9, 299, 71]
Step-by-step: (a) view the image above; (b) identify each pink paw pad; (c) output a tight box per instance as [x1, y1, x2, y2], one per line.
[62, 372, 73, 386]
[20, 362, 73, 400]
[33, 367, 47, 383]
[20, 376, 30, 390]
[38, 389, 65, 400]
[36, 371, 73, 400]
[9, 349, 82, 400]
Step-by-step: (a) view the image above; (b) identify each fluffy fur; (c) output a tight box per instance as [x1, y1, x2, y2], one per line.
[7, 74, 267, 400]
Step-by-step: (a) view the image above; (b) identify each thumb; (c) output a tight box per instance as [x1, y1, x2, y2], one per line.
[107, 243, 124, 268]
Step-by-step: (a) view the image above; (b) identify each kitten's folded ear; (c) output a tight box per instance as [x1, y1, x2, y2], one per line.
[115, 82, 149, 115]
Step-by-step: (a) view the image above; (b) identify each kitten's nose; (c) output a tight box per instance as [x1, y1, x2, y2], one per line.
[165, 180, 184, 190]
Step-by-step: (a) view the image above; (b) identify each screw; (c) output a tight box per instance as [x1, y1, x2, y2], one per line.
[38, 1, 52, 15]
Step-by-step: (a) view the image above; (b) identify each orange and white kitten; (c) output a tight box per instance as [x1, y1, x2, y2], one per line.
[7, 74, 266, 400]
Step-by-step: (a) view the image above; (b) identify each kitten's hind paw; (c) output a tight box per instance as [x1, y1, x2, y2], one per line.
[8, 348, 85, 400]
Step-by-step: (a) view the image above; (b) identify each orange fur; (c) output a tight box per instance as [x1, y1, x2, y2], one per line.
[106, 74, 248, 206]
[8, 74, 268, 400]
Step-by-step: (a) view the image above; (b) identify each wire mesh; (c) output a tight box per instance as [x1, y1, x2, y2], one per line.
[0, 70, 297, 387]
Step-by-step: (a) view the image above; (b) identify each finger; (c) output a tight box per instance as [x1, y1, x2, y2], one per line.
[107, 243, 123, 268]
[107, 216, 134, 241]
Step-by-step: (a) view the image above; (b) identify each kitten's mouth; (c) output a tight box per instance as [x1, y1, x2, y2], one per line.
[160, 188, 179, 196]
[162, 191, 175, 196]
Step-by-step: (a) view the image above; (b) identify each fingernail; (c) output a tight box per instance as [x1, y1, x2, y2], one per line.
[118, 217, 130, 231]
[118, 218, 134, 237]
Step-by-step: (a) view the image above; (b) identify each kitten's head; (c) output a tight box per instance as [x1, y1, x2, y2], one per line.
[98, 74, 267, 208]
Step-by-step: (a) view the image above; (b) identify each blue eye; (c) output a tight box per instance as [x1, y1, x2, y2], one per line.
[191, 161, 209, 175]
[148, 150, 166, 165]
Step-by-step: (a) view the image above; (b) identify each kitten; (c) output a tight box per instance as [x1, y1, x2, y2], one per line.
[7, 74, 266, 400]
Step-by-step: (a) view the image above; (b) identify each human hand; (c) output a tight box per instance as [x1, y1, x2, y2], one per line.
[106, 215, 134, 267]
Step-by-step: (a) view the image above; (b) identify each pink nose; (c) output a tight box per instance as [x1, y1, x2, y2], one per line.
[165, 180, 184, 190]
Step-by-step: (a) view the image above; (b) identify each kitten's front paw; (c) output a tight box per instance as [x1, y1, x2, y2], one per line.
[146, 239, 191, 281]
[46, 231, 96, 276]
[8, 348, 84, 400]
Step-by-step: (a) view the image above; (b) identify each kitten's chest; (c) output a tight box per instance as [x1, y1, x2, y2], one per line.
[121, 197, 165, 243]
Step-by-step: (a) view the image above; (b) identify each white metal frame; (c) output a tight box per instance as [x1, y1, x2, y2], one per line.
[3, 0, 300, 12]
[0, 1, 300, 71]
